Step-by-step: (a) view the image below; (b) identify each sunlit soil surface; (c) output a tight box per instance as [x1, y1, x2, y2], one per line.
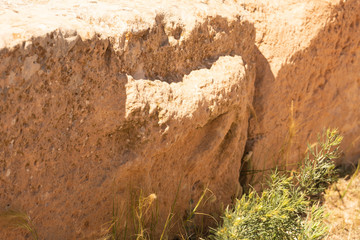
[324, 164, 360, 240]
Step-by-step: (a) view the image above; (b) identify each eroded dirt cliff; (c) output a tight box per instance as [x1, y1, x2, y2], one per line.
[0, 0, 359, 239]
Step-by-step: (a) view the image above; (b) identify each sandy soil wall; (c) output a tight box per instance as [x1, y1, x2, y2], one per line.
[0, 0, 359, 239]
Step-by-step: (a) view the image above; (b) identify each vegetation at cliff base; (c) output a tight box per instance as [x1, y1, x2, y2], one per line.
[0, 129, 347, 240]
[212, 129, 342, 240]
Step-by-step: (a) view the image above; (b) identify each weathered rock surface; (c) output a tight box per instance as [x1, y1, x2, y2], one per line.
[243, 0, 360, 178]
[0, 0, 359, 239]
[0, 1, 256, 239]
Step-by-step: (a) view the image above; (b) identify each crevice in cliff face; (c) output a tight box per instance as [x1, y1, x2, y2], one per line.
[239, 46, 273, 192]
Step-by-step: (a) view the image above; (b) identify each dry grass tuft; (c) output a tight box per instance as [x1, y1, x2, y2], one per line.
[0, 209, 39, 240]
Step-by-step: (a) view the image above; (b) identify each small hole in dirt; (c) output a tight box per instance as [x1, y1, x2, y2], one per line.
[84, 220, 90, 228]
[173, 26, 183, 40]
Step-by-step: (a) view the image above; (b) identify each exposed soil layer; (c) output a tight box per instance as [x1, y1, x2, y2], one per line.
[0, 0, 359, 239]
[243, 0, 360, 177]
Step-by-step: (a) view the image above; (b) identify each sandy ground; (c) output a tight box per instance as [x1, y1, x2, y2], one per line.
[324, 163, 360, 240]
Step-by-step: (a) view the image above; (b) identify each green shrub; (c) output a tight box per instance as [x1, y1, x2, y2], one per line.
[212, 129, 342, 240]
[213, 172, 308, 239]
[297, 129, 342, 199]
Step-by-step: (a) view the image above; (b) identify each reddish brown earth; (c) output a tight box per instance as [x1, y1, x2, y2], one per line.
[0, 0, 359, 239]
